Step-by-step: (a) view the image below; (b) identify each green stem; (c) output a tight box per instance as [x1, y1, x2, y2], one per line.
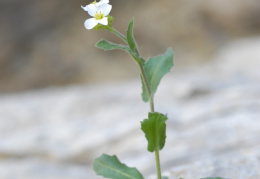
[139, 62, 162, 179]
[137, 61, 161, 179]
[155, 149, 162, 179]
[137, 62, 154, 112]
[108, 26, 162, 179]
[106, 26, 127, 43]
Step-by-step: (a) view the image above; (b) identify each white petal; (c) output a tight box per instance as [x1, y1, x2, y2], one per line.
[100, 4, 112, 16]
[96, 0, 109, 6]
[84, 18, 98, 29]
[87, 4, 98, 17]
[81, 5, 88, 11]
[98, 17, 108, 25]
[100, 0, 109, 4]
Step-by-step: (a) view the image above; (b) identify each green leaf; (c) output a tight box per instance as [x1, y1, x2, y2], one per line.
[141, 48, 174, 102]
[201, 177, 229, 179]
[140, 76, 149, 102]
[96, 39, 130, 52]
[162, 177, 169, 179]
[93, 154, 144, 179]
[94, 15, 114, 31]
[141, 112, 168, 152]
[126, 18, 138, 54]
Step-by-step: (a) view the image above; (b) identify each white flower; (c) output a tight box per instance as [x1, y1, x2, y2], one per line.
[84, 3, 112, 30]
[81, 0, 109, 12]
[96, 0, 109, 6]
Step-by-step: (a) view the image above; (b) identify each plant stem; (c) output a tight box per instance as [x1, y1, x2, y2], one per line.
[137, 62, 161, 179]
[138, 62, 162, 179]
[137, 62, 155, 112]
[107, 26, 127, 43]
[109, 26, 162, 179]
[155, 149, 162, 179]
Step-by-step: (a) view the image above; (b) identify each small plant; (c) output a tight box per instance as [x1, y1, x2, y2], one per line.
[81, 1, 228, 179]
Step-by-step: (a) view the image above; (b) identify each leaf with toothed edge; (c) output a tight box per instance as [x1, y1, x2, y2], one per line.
[93, 154, 144, 179]
[141, 112, 168, 152]
[141, 48, 174, 102]
[96, 39, 130, 52]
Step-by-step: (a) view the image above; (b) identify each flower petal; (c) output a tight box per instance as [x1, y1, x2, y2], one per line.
[81, 5, 88, 11]
[87, 4, 98, 17]
[84, 18, 98, 29]
[98, 17, 108, 25]
[96, 0, 109, 6]
[101, 0, 109, 4]
[100, 4, 112, 16]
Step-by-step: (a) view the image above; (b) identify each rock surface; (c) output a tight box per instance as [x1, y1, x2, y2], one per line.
[0, 37, 260, 179]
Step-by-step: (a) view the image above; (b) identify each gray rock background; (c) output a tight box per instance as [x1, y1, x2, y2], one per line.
[0, 37, 260, 178]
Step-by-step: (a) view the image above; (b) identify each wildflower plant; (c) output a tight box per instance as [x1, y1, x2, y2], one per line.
[81, 1, 227, 179]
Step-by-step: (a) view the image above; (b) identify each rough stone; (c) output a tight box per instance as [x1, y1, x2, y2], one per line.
[0, 37, 260, 178]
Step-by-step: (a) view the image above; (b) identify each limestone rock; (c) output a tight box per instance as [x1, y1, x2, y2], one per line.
[0, 37, 260, 178]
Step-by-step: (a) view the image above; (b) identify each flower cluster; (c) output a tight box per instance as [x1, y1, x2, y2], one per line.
[81, 0, 112, 30]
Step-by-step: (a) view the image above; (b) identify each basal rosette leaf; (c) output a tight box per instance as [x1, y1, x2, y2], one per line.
[141, 112, 168, 152]
[93, 154, 144, 179]
[141, 48, 174, 102]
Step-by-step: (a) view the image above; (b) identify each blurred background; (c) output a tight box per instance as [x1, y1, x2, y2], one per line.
[1, 0, 260, 178]
[1, 0, 260, 93]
